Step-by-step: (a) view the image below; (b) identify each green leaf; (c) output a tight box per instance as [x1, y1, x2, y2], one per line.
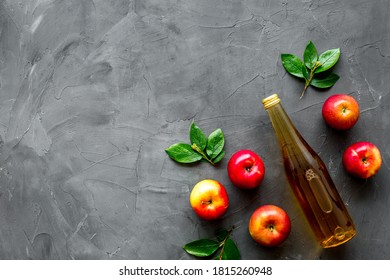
[221, 238, 241, 260]
[310, 73, 340, 88]
[301, 65, 309, 81]
[281, 54, 305, 78]
[206, 128, 224, 159]
[189, 122, 207, 151]
[212, 150, 225, 164]
[165, 143, 202, 163]
[303, 41, 318, 69]
[183, 239, 220, 257]
[216, 229, 229, 242]
[315, 48, 340, 73]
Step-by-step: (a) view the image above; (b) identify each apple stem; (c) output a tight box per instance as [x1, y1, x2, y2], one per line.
[191, 144, 215, 166]
[201, 200, 212, 205]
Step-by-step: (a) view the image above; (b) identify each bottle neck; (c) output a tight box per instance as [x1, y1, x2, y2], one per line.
[265, 102, 303, 148]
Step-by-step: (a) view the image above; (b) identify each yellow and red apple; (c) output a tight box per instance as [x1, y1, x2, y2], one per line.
[248, 205, 291, 247]
[322, 94, 360, 130]
[190, 179, 229, 220]
[342, 141, 382, 179]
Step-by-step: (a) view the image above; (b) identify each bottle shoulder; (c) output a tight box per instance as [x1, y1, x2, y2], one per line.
[281, 141, 324, 170]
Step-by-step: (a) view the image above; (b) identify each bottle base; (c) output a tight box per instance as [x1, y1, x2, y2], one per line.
[320, 229, 357, 248]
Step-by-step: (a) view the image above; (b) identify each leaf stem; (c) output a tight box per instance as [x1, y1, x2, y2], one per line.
[218, 226, 235, 260]
[300, 81, 310, 99]
[191, 144, 215, 166]
[300, 61, 321, 99]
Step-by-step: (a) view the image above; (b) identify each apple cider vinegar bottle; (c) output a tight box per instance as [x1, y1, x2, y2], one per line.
[262, 94, 356, 248]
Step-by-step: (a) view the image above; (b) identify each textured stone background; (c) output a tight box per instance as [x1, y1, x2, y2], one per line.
[0, 0, 389, 259]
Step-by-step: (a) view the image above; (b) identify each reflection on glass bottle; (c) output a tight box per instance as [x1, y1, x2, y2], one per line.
[262, 94, 356, 248]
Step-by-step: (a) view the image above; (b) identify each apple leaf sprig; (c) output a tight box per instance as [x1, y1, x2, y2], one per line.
[183, 226, 240, 260]
[281, 41, 341, 99]
[165, 122, 225, 166]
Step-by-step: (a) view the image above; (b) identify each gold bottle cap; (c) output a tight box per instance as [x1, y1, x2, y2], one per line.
[262, 94, 280, 109]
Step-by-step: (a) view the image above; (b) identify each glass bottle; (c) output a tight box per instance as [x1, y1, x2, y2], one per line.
[262, 94, 356, 248]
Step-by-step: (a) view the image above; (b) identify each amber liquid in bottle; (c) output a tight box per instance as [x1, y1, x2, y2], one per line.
[262, 94, 356, 248]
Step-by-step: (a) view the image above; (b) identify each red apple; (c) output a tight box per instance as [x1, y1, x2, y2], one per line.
[190, 179, 229, 220]
[227, 150, 265, 189]
[248, 205, 291, 247]
[322, 94, 360, 130]
[342, 141, 382, 179]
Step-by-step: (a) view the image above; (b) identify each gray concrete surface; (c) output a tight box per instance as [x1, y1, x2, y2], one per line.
[0, 0, 389, 259]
